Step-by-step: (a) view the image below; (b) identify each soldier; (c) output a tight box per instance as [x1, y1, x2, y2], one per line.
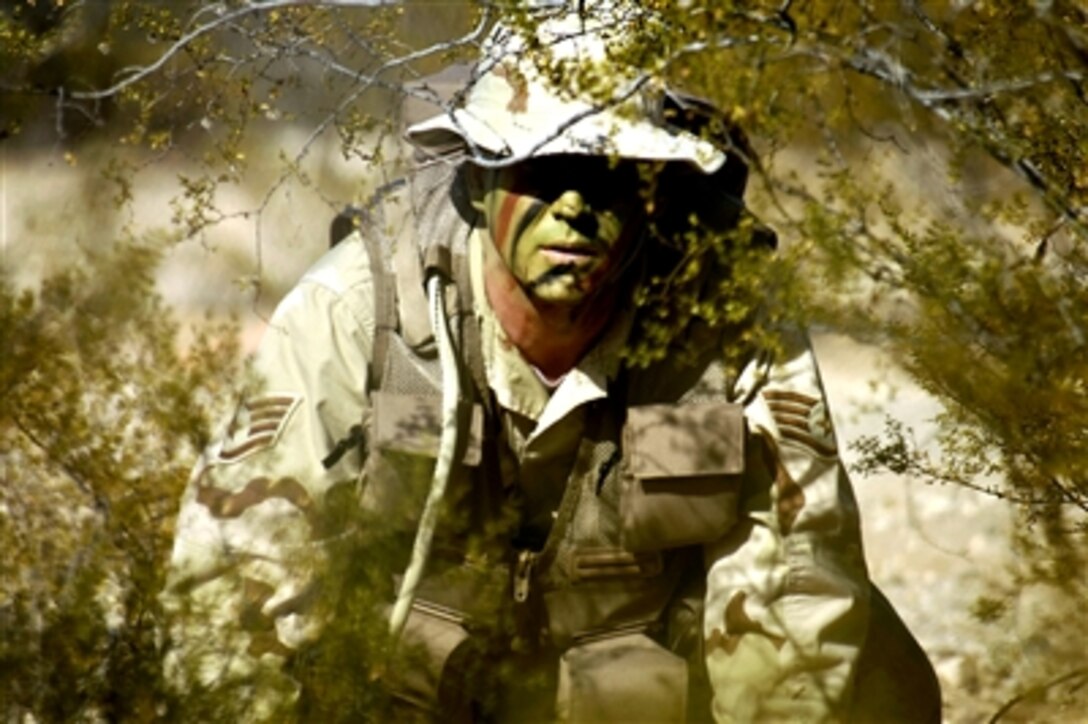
[163, 6, 939, 722]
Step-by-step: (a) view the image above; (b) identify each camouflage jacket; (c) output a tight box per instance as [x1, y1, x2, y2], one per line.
[163, 167, 883, 722]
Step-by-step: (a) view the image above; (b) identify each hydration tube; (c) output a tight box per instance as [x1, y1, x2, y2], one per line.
[388, 271, 462, 640]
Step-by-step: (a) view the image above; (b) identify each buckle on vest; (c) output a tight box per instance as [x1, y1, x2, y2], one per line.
[513, 549, 537, 603]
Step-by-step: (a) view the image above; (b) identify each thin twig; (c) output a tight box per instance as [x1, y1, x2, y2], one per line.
[988, 668, 1088, 723]
[69, 0, 405, 102]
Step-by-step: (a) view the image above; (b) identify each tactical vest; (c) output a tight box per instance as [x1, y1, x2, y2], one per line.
[329, 163, 765, 722]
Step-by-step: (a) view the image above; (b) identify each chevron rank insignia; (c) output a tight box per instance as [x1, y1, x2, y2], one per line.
[762, 389, 837, 458]
[216, 394, 301, 464]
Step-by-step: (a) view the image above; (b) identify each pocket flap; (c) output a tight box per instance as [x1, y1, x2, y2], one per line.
[372, 391, 482, 466]
[624, 402, 745, 479]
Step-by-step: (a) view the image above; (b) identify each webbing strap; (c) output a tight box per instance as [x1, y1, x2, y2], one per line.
[329, 204, 397, 391]
[454, 248, 491, 416]
[361, 227, 396, 393]
[392, 222, 434, 351]
[336, 168, 487, 405]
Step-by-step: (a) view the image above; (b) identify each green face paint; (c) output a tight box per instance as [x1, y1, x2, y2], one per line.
[481, 156, 646, 306]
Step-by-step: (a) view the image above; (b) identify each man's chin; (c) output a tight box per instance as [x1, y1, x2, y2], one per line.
[526, 276, 589, 307]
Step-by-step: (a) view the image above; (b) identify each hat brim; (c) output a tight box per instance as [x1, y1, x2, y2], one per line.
[407, 104, 726, 174]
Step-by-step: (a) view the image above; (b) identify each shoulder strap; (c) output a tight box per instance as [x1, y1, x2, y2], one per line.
[454, 247, 491, 415]
[328, 197, 399, 393]
[330, 166, 488, 410]
[321, 199, 398, 470]
[366, 230, 397, 394]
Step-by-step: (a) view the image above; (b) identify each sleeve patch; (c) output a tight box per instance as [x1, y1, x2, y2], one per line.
[216, 394, 302, 464]
[762, 389, 837, 457]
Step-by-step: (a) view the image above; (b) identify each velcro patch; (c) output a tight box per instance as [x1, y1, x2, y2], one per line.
[762, 389, 837, 458]
[216, 394, 301, 464]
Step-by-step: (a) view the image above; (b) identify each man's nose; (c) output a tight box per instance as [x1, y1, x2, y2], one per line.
[552, 189, 590, 221]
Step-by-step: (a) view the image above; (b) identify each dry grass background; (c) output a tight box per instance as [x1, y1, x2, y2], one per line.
[2, 133, 1078, 723]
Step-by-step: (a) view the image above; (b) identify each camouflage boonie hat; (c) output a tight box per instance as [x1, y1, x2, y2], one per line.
[405, 7, 727, 174]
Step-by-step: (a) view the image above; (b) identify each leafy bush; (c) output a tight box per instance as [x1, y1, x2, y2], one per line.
[1, 242, 242, 721]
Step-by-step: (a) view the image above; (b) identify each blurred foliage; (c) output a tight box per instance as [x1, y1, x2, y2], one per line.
[2, 0, 1088, 720]
[0, 241, 243, 720]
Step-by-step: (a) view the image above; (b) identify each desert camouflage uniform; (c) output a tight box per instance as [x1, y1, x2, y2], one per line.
[159, 163, 919, 722]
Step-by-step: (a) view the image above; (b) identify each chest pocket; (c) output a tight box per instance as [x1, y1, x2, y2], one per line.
[371, 391, 483, 463]
[361, 391, 483, 529]
[620, 402, 745, 552]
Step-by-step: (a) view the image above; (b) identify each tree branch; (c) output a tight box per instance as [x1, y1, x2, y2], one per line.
[786, 40, 1088, 234]
[68, 0, 405, 102]
[988, 667, 1088, 723]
